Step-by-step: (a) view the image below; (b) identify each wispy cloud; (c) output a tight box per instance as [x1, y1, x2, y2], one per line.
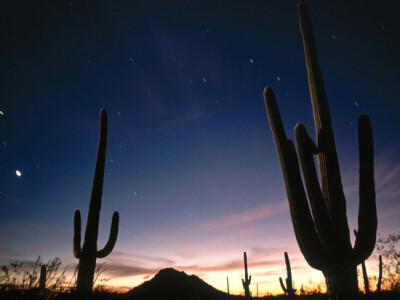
[104, 263, 156, 278]
[108, 251, 175, 265]
[187, 201, 288, 233]
[147, 234, 194, 251]
[375, 157, 400, 200]
[342, 154, 400, 201]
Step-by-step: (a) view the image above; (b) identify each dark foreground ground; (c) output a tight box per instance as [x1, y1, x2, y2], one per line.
[1, 290, 400, 300]
[1, 269, 399, 299]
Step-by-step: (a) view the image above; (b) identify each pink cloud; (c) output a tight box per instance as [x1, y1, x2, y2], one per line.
[108, 251, 175, 265]
[187, 201, 288, 233]
[103, 263, 157, 278]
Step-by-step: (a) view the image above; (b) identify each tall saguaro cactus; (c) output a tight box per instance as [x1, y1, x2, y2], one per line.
[263, 3, 377, 299]
[242, 252, 251, 298]
[73, 109, 120, 293]
[279, 252, 296, 296]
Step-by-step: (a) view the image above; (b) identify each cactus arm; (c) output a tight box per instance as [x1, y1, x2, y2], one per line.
[284, 252, 292, 281]
[361, 260, 369, 293]
[249, 275, 251, 284]
[354, 230, 370, 293]
[264, 87, 326, 269]
[279, 277, 287, 293]
[297, 2, 330, 134]
[353, 115, 376, 263]
[295, 124, 332, 250]
[73, 210, 82, 259]
[298, 1, 350, 250]
[83, 109, 107, 250]
[97, 211, 120, 258]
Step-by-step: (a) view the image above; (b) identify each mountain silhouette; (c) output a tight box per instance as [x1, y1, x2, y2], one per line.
[126, 268, 236, 300]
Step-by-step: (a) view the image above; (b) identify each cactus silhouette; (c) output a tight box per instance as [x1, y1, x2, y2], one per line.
[377, 255, 382, 292]
[354, 230, 382, 293]
[73, 109, 119, 293]
[242, 252, 251, 298]
[263, 2, 376, 299]
[39, 265, 46, 290]
[279, 252, 296, 296]
[226, 276, 230, 295]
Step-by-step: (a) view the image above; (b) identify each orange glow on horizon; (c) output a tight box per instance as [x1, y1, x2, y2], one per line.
[96, 255, 384, 296]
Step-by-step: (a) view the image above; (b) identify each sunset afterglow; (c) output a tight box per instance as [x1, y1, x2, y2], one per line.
[0, 0, 399, 296]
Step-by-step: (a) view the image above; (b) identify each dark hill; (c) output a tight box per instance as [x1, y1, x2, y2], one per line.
[126, 268, 236, 300]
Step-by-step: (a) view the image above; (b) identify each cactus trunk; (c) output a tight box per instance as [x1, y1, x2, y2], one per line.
[263, 3, 377, 300]
[324, 266, 358, 299]
[73, 109, 119, 293]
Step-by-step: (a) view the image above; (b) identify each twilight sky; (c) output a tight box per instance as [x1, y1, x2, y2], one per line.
[0, 0, 399, 295]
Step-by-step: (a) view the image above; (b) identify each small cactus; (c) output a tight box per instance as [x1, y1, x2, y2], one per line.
[39, 265, 46, 290]
[242, 252, 251, 298]
[279, 252, 296, 296]
[377, 255, 382, 292]
[227, 276, 230, 295]
[73, 109, 119, 293]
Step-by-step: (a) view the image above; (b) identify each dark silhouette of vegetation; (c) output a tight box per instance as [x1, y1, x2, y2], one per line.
[375, 234, 400, 291]
[73, 109, 120, 294]
[0, 257, 69, 299]
[2, 264, 400, 300]
[279, 252, 296, 296]
[242, 252, 252, 298]
[263, 2, 377, 299]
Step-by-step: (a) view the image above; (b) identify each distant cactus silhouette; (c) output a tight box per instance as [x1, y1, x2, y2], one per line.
[39, 265, 46, 290]
[279, 252, 296, 296]
[242, 252, 251, 298]
[354, 230, 382, 293]
[226, 276, 230, 295]
[377, 255, 382, 292]
[73, 109, 119, 293]
[263, 2, 376, 299]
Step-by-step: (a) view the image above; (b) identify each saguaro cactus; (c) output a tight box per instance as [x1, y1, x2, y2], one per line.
[263, 3, 376, 300]
[73, 109, 119, 293]
[242, 252, 251, 298]
[377, 255, 382, 292]
[227, 276, 230, 295]
[279, 252, 296, 296]
[39, 265, 46, 290]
